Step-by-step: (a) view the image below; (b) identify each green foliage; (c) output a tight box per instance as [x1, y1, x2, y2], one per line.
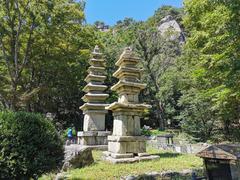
[179, 0, 240, 142]
[97, 7, 183, 130]
[135, 26, 183, 130]
[95, 21, 143, 129]
[147, 6, 183, 27]
[141, 129, 168, 136]
[0, 111, 64, 179]
[141, 128, 152, 136]
[141, 129, 181, 137]
[178, 89, 219, 142]
[2, 0, 239, 144]
[0, 0, 97, 130]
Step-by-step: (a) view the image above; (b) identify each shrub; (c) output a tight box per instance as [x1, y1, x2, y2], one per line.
[141, 128, 152, 136]
[0, 111, 64, 179]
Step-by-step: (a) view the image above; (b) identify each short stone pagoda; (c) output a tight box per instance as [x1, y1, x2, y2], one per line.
[103, 47, 159, 163]
[78, 46, 111, 147]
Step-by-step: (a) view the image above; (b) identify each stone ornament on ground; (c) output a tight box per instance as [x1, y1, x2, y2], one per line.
[103, 47, 159, 163]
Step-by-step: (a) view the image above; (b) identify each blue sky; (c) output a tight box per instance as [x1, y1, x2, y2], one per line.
[85, 0, 183, 25]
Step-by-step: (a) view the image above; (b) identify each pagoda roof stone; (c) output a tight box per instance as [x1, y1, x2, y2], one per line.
[80, 103, 109, 111]
[113, 66, 141, 79]
[84, 74, 107, 83]
[115, 47, 140, 67]
[87, 66, 105, 73]
[111, 80, 146, 92]
[82, 93, 109, 102]
[106, 102, 151, 112]
[83, 83, 107, 92]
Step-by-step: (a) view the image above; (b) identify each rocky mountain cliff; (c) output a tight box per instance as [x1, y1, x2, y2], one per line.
[157, 15, 185, 43]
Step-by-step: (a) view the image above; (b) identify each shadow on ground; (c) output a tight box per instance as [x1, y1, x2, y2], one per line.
[151, 152, 182, 158]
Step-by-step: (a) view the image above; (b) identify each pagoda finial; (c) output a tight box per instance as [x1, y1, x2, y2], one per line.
[125, 47, 132, 51]
[94, 45, 100, 53]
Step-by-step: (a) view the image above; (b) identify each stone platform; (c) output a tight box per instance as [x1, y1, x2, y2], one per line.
[102, 151, 159, 164]
[81, 145, 108, 151]
[77, 131, 111, 146]
[66, 144, 108, 151]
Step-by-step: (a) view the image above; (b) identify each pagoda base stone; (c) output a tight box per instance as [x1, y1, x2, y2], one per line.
[80, 145, 108, 151]
[102, 151, 159, 164]
[83, 111, 108, 132]
[108, 135, 147, 154]
[77, 131, 111, 146]
[102, 135, 159, 164]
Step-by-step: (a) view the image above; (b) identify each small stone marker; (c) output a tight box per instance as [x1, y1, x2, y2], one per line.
[103, 47, 159, 163]
[78, 46, 111, 147]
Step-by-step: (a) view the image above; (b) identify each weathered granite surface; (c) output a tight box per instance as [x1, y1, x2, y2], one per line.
[78, 45, 111, 146]
[104, 47, 158, 163]
[62, 145, 94, 171]
[158, 15, 185, 42]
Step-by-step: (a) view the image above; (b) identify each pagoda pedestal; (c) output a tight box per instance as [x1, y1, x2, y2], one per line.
[78, 46, 111, 148]
[77, 109, 110, 147]
[103, 48, 159, 163]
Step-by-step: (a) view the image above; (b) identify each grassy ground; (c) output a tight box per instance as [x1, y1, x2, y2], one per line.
[41, 148, 203, 180]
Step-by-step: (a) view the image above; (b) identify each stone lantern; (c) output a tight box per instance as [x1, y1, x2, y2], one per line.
[78, 46, 111, 147]
[103, 47, 159, 163]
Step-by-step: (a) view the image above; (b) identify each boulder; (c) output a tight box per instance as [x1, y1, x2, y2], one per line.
[62, 145, 94, 171]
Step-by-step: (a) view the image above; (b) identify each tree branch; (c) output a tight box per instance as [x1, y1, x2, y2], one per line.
[14, 0, 23, 80]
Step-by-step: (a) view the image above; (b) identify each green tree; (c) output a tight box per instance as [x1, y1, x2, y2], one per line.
[180, 0, 240, 142]
[135, 27, 182, 130]
[96, 7, 183, 130]
[0, 0, 96, 130]
[94, 21, 105, 28]
[147, 6, 183, 27]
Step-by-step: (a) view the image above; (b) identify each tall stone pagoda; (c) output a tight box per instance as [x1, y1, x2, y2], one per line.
[78, 46, 110, 147]
[104, 47, 159, 163]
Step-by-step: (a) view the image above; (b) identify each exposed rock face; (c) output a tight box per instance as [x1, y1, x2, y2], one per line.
[62, 145, 94, 171]
[157, 15, 185, 42]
